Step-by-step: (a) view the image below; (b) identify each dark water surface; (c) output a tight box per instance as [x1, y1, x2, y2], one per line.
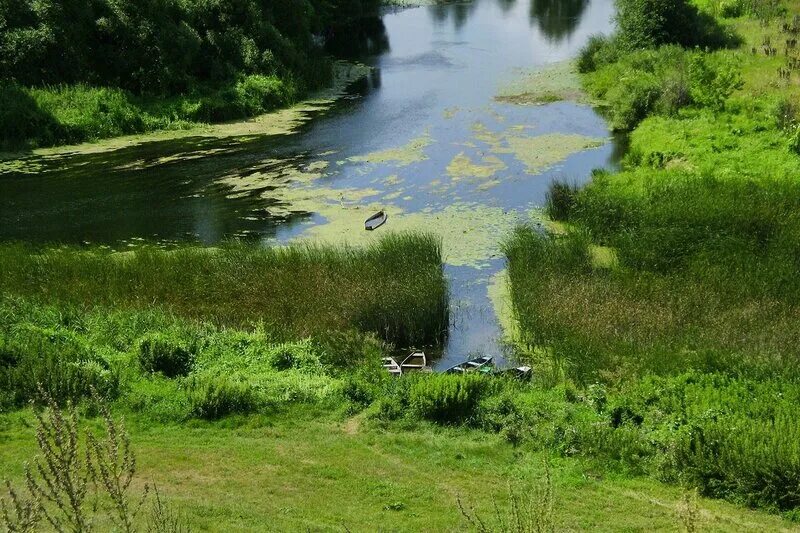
[0, 0, 618, 367]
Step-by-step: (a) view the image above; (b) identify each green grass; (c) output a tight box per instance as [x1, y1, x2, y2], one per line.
[0, 408, 795, 531]
[0, 233, 448, 348]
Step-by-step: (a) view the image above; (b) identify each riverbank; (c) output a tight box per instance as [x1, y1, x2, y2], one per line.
[0, 0, 383, 151]
[0, 62, 372, 159]
[502, 0, 800, 518]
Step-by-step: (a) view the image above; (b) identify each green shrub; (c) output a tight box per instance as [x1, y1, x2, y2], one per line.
[188, 376, 258, 420]
[0, 325, 119, 408]
[138, 333, 194, 378]
[410, 374, 486, 424]
[605, 71, 663, 130]
[687, 55, 742, 111]
[577, 35, 617, 73]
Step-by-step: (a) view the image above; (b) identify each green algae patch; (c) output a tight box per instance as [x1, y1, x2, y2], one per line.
[506, 133, 606, 175]
[383, 174, 404, 186]
[446, 152, 507, 180]
[487, 269, 520, 342]
[470, 123, 606, 176]
[219, 158, 330, 195]
[293, 202, 522, 268]
[348, 130, 434, 167]
[471, 122, 508, 152]
[496, 61, 589, 105]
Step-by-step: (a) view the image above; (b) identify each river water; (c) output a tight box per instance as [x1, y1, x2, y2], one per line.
[0, 0, 619, 368]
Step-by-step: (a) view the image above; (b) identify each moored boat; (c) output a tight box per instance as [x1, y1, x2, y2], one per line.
[506, 365, 532, 380]
[400, 351, 428, 372]
[446, 355, 494, 374]
[382, 356, 402, 376]
[365, 210, 388, 231]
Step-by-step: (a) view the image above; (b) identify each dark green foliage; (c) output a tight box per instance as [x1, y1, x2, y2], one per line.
[410, 374, 486, 424]
[0, 0, 381, 149]
[138, 334, 194, 378]
[576, 35, 618, 73]
[545, 181, 580, 221]
[614, 0, 734, 51]
[188, 376, 258, 420]
[0, 0, 378, 95]
[571, 374, 800, 511]
[0, 83, 67, 149]
[0, 324, 119, 409]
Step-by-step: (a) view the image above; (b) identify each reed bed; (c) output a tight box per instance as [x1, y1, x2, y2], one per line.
[0, 232, 448, 348]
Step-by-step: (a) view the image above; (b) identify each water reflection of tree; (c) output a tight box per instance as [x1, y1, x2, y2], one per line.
[529, 0, 589, 43]
[497, 0, 517, 13]
[325, 17, 390, 58]
[428, 2, 478, 30]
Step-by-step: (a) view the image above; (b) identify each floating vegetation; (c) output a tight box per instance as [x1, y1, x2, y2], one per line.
[470, 122, 606, 175]
[348, 130, 434, 166]
[383, 174, 404, 186]
[446, 152, 506, 180]
[443, 107, 460, 119]
[496, 61, 588, 105]
[505, 133, 606, 175]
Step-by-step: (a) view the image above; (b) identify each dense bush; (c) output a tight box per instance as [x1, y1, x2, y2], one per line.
[571, 374, 800, 511]
[138, 333, 194, 378]
[0, 0, 379, 95]
[583, 47, 742, 130]
[614, 0, 734, 51]
[410, 374, 487, 424]
[0, 324, 119, 409]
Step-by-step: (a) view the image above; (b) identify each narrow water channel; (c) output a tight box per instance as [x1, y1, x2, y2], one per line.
[0, 0, 620, 368]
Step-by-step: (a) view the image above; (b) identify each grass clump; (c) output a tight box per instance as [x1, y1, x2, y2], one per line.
[188, 376, 259, 420]
[545, 181, 581, 221]
[138, 333, 194, 378]
[410, 374, 487, 424]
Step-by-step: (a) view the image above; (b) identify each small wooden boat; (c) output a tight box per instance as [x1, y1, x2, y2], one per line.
[382, 357, 402, 377]
[400, 351, 427, 372]
[365, 210, 388, 231]
[446, 355, 494, 374]
[498, 365, 532, 380]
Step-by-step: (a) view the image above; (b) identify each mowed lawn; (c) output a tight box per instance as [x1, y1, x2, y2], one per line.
[0, 410, 794, 531]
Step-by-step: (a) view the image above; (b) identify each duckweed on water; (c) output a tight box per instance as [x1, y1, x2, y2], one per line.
[495, 61, 588, 105]
[347, 130, 434, 166]
[446, 152, 507, 180]
[505, 134, 606, 174]
[470, 122, 606, 175]
[487, 268, 519, 342]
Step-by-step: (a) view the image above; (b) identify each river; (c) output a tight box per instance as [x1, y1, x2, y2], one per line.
[0, 0, 620, 368]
